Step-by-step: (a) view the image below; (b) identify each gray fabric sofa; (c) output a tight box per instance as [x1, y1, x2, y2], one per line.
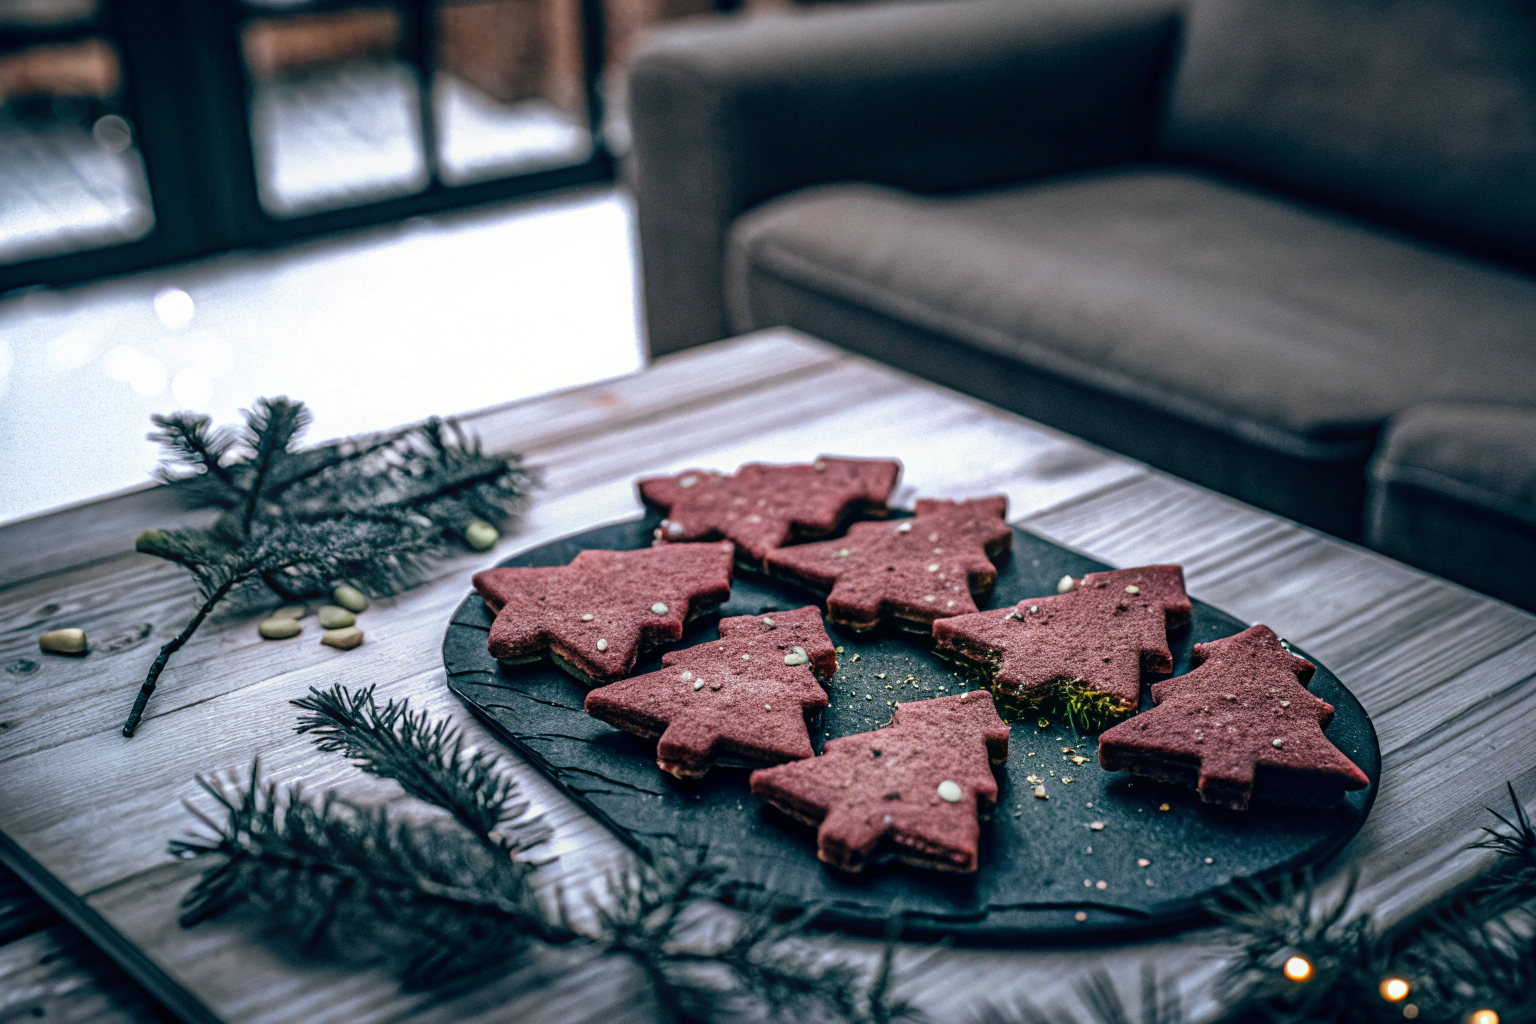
[627, 0, 1536, 611]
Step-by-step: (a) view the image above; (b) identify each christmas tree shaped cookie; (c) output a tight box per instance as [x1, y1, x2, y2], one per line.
[585, 605, 837, 778]
[750, 691, 1010, 873]
[472, 542, 734, 685]
[763, 497, 1012, 631]
[639, 457, 902, 565]
[932, 565, 1191, 720]
[1098, 625, 1370, 810]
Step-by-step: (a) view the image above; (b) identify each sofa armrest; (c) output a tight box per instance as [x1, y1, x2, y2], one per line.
[629, 0, 1181, 356]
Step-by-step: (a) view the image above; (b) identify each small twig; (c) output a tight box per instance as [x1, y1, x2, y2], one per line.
[122, 573, 243, 736]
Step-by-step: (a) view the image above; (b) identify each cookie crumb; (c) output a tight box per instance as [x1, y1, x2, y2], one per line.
[1088, 821, 1105, 831]
[1158, 803, 1170, 811]
[1074, 911, 1088, 922]
[1033, 785, 1048, 799]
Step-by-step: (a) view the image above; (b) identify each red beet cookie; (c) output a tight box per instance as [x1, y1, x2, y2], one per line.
[639, 457, 902, 565]
[1098, 625, 1370, 810]
[750, 691, 1010, 873]
[763, 497, 1012, 631]
[584, 605, 836, 778]
[932, 565, 1191, 719]
[473, 542, 734, 686]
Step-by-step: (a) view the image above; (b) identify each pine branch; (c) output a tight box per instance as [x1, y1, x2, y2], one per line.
[291, 684, 543, 853]
[599, 850, 917, 1024]
[1207, 788, 1536, 1024]
[1472, 782, 1536, 912]
[123, 569, 252, 736]
[173, 763, 558, 988]
[971, 965, 1179, 1024]
[177, 695, 923, 1017]
[125, 398, 531, 736]
[238, 397, 310, 535]
[147, 412, 239, 500]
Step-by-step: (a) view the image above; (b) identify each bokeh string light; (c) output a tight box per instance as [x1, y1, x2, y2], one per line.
[1282, 955, 1312, 981]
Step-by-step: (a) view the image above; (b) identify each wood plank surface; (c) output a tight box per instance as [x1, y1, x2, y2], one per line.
[0, 920, 174, 1024]
[0, 329, 1531, 1024]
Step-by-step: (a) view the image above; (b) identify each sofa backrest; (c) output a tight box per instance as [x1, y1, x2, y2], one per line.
[1160, 0, 1536, 268]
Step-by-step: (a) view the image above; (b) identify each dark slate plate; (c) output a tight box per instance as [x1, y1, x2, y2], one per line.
[443, 515, 1379, 944]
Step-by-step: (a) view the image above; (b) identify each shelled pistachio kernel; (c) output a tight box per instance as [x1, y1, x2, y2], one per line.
[133, 528, 170, 553]
[332, 585, 369, 613]
[258, 618, 302, 640]
[271, 604, 306, 620]
[38, 628, 88, 654]
[465, 520, 499, 550]
[321, 626, 364, 650]
[317, 605, 356, 629]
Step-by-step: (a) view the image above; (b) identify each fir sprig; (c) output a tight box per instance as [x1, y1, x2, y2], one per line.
[125, 398, 530, 736]
[1208, 786, 1536, 1024]
[600, 855, 913, 1024]
[292, 684, 537, 851]
[175, 686, 918, 1018]
[973, 965, 1181, 1024]
[173, 766, 554, 988]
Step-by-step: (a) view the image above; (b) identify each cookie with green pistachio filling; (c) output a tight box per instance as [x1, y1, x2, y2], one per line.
[931, 564, 1190, 721]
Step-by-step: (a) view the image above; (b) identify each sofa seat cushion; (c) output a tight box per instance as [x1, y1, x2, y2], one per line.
[1367, 404, 1536, 611]
[728, 168, 1536, 461]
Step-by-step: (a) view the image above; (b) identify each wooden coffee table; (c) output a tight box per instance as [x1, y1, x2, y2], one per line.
[2, 329, 1533, 1022]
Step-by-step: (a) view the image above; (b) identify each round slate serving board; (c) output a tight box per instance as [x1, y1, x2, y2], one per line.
[443, 515, 1379, 943]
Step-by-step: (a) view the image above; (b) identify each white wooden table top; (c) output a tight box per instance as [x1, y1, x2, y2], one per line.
[1, 329, 1532, 1023]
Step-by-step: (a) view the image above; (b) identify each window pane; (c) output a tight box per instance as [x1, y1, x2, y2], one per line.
[242, 7, 430, 217]
[434, 0, 594, 186]
[0, 33, 155, 264]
